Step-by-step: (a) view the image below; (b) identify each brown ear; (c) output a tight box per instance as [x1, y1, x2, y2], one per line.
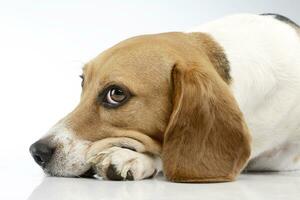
[162, 61, 251, 183]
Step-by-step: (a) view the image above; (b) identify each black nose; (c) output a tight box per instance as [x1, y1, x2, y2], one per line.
[29, 140, 54, 168]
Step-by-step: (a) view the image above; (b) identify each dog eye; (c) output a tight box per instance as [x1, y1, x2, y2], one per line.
[102, 85, 130, 108]
[79, 75, 84, 87]
[108, 88, 126, 103]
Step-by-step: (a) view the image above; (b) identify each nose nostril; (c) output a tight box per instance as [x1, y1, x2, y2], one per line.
[30, 140, 54, 168]
[33, 155, 44, 165]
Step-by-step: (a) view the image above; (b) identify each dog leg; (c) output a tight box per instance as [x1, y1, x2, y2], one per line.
[88, 147, 162, 180]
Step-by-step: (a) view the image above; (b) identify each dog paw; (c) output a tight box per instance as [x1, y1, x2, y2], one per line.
[88, 147, 160, 180]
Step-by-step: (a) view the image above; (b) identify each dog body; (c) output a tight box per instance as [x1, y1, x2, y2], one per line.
[30, 14, 300, 181]
[190, 14, 300, 171]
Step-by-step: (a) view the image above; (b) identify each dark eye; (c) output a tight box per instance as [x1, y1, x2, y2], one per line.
[102, 85, 130, 108]
[79, 75, 84, 87]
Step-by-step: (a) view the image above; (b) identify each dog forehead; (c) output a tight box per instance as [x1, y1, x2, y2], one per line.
[84, 32, 192, 73]
[85, 40, 174, 87]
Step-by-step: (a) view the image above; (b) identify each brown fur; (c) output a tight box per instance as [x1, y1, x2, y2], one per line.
[188, 32, 231, 83]
[65, 35, 176, 155]
[61, 32, 250, 182]
[162, 60, 251, 182]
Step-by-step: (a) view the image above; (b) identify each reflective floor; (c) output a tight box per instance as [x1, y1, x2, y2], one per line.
[28, 173, 300, 200]
[1, 158, 300, 200]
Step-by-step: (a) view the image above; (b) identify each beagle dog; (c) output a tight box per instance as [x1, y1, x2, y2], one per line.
[30, 13, 300, 182]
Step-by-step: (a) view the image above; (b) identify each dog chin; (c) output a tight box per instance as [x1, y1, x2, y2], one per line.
[44, 166, 94, 178]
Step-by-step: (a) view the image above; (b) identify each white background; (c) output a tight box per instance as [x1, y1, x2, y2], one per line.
[0, 1, 299, 199]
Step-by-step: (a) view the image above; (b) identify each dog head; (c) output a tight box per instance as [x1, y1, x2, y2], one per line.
[30, 32, 251, 181]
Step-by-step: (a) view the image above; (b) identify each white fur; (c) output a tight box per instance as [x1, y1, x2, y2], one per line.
[89, 147, 162, 180]
[45, 122, 92, 176]
[189, 14, 300, 171]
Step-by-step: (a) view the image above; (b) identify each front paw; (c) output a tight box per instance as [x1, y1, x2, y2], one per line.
[88, 147, 159, 181]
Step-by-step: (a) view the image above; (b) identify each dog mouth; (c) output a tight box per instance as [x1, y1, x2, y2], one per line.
[78, 167, 96, 178]
[44, 167, 96, 178]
